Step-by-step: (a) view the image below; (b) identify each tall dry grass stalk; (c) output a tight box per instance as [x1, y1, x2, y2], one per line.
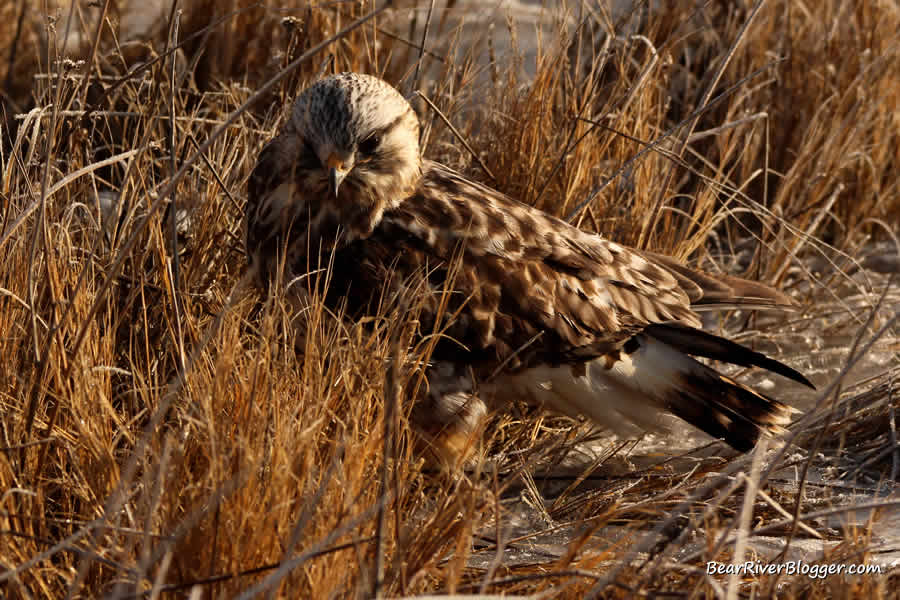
[1, 0, 898, 597]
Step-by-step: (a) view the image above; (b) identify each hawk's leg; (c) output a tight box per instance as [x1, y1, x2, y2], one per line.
[410, 362, 488, 468]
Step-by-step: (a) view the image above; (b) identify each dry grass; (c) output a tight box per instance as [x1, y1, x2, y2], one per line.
[1, 0, 899, 597]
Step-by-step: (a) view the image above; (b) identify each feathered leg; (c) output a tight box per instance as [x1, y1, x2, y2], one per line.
[410, 362, 488, 467]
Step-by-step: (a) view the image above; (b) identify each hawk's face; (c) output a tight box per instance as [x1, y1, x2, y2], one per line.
[246, 74, 423, 277]
[289, 73, 422, 237]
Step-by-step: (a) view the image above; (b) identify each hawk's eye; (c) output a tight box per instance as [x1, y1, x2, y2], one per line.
[302, 138, 320, 167]
[358, 134, 381, 156]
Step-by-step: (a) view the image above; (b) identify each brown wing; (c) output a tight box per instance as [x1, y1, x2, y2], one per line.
[636, 250, 796, 310]
[365, 161, 799, 371]
[377, 162, 694, 338]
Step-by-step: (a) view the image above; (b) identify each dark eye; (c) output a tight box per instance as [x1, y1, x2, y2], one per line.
[302, 138, 320, 167]
[358, 134, 381, 156]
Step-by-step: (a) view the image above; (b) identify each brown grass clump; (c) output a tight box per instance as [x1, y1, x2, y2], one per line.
[1, 1, 898, 598]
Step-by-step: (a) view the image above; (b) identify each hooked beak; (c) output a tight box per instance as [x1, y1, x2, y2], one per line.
[326, 154, 350, 197]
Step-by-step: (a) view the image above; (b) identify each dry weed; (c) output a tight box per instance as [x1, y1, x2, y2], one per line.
[1, 1, 898, 598]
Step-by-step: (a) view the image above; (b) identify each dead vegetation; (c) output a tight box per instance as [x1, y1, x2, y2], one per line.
[1, 0, 898, 597]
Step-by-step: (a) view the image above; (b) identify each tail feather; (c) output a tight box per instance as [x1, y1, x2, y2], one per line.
[655, 361, 795, 452]
[643, 323, 815, 389]
[497, 333, 799, 452]
[597, 335, 797, 451]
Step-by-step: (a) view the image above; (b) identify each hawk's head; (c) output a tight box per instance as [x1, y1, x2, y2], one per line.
[246, 73, 422, 284]
[290, 73, 421, 231]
